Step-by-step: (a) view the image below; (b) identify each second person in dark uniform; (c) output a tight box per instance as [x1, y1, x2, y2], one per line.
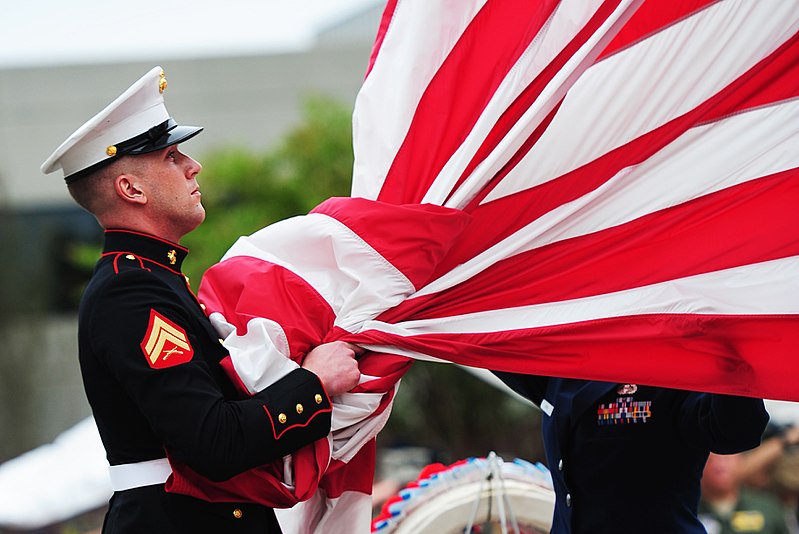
[495, 374, 770, 533]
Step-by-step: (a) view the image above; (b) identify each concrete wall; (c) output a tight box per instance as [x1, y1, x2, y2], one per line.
[0, 44, 371, 208]
[0, 317, 88, 461]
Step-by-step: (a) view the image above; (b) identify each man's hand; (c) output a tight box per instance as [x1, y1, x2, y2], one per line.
[302, 341, 363, 396]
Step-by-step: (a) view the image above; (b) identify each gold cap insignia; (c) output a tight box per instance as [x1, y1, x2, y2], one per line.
[106, 145, 117, 157]
[158, 70, 167, 94]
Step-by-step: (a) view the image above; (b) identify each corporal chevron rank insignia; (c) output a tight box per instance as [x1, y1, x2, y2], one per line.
[140, 309, 194, 369]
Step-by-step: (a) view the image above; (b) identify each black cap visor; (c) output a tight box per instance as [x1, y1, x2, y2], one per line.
[127, 119, 203, 155]
[64, 118, 203, 184]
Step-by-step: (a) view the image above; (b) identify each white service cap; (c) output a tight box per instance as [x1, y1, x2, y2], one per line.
[41, 66, 202, 183]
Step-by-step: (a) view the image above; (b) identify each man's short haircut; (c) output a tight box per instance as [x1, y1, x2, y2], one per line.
[67, 158, 127, 216]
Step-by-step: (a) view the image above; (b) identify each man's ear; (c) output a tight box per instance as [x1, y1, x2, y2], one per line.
[114, 173, 148, 205]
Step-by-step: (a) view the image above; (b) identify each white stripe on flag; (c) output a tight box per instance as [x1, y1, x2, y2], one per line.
[362, 255, 799, 337]
[487, 0, 799, 200]
[223, 213, 416, 332]
[352, 0, 489, 200]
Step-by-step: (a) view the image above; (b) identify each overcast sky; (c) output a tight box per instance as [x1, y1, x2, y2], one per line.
[0, 0, 381, 68]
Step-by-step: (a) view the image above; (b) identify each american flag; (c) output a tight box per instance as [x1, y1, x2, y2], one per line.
[166, 1, 799, 532]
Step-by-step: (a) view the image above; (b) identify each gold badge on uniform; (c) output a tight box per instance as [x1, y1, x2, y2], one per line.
[140, 309, 194, 369]
[167, 249, 177, 265]
[730, 510, 765, 531]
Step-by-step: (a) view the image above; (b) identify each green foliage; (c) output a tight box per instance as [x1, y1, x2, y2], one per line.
[65, 240, 103, 272]
[182, 94, 355, 285]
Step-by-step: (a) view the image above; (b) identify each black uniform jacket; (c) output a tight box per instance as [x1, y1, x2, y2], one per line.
[79, 229, 333, 533]
[495, 374, 769, 534]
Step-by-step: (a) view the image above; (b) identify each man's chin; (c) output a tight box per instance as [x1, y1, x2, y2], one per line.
[188, 208, 206, 233]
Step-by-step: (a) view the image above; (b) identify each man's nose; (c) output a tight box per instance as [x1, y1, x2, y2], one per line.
[185, 155, 202, 176]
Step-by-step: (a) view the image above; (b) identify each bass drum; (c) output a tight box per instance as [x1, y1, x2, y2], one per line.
[371, 454, 554, 534]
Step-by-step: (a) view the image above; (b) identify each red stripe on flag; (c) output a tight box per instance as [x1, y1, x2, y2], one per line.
[167, 441, 327, 507]
[200, 256, 335, 356]
[449, 0, 627, 202]
[365, 0, 400, 78]
[354, 314, 799, 401]
[377, 0, 561, 204]
[697, 31, 799, 120]
[599, 0, 719, 59]
[319, 441, 377, 497]
[310, 197, 471, 290]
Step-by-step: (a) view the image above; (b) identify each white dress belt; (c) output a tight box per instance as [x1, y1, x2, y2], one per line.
[108, 458, 173, 492]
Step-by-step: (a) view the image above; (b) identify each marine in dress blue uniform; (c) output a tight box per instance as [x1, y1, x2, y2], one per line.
[495, 374, 769, 534]
[41, 67, 354, 533]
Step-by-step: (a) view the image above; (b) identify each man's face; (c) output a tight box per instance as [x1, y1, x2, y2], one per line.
[136, 145, 205, 241]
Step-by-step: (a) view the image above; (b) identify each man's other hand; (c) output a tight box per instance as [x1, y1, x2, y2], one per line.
[302, 341, 363, 396]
